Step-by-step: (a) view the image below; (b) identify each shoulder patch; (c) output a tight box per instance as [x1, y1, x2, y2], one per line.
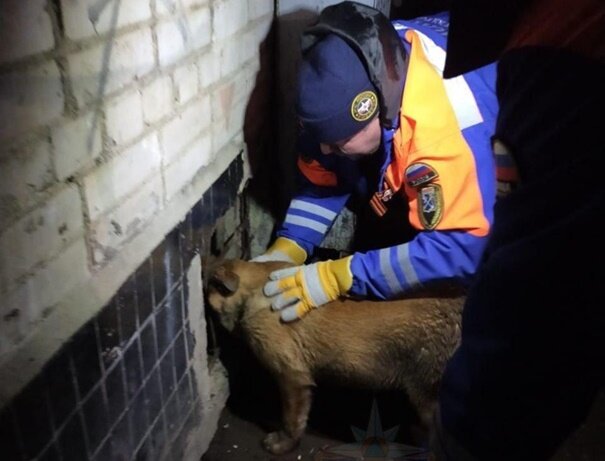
[418, 184, 443, 230]
[405, 162, 439, 188]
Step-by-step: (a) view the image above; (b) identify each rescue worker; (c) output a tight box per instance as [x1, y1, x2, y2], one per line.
[257, 1, 498, 322]
[430, 0, 605, 459]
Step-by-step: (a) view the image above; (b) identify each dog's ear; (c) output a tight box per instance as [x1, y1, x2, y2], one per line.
[209, 265, 240, 296]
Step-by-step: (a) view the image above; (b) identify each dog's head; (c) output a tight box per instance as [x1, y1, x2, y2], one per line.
[206, 259, 291, 332]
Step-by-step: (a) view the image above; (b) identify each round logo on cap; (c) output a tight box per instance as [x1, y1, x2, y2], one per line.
[351, 91, 378, 122]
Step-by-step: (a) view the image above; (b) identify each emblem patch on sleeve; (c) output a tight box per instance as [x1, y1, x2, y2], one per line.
[418, 184, 443, 229]
[405, 163, 439, 188]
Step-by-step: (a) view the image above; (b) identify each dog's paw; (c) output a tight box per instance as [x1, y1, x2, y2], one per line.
[263, 430, 298, 455]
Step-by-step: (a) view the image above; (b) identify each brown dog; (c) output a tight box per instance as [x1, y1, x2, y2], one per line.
[206, 259, 463, 455]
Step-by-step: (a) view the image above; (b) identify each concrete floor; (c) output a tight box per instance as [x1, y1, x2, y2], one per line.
[203, 392, 605, 461]
[202, 404, 344, 461]
[202, 362, 604, 461]
[202, 387, 429, 461]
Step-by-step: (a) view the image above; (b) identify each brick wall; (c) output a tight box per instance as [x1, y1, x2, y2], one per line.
[0, 0, 274, 456]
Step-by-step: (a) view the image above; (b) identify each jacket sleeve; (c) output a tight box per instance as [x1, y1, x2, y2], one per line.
[348, 229, 488, 299]
[275, 192, 350, 257]
[275, 133, 352, 257]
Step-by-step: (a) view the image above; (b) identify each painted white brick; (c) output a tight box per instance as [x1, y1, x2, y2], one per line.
[241, 31, 258, 67]
[68, 28, 155, 106]
[213, 0, 248, 41]
[211, 68, 254, 151]
[142, 76, 174, 125]
[156, 0, 209, 16]
[160, 96, 211, 163]
[156, 0, 176, 16]
[0, 186, 84, 293]
[186, 7, 212, 48]
[241, 21, 269, 70]
[198, 50, 219, 89]
[212, 80, 234, 135]
[247, 51, 262, 77]
[248, 0, 274, 21]
[84, 133, 162, 221]
[0, 139, 53, 225]
[254, 15, 274, 43]
[216, 40, 241, 78]
[156, 20, 185, 68]
[3, 239, 90, 337]
[164, 133, 212, 200]
[60, 0, 152, 41]
[0, 0, 55, 64]
[90, 176, 163, 265]
[0, 62, 64, 142]
[236, 74, 255, 108]
[174, 63, 199, 105]
[51, 111, 103, 180]
[243, 17, 273, 60]
[213, 68, 254, 125]
[242, 16, 273, 63]
[212, 96, 246, 153]
[105, 89, 145, 146]
[157, 8, 211, 68]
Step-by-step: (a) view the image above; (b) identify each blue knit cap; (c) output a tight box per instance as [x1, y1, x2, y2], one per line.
[297, 34, 379, 144]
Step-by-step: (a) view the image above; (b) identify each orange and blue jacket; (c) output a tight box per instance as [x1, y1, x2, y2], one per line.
[276, 13, 498, 299]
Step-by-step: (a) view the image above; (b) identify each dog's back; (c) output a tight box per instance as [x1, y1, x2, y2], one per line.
[207, 259, 463, 425]
[292, 297, 462, 406]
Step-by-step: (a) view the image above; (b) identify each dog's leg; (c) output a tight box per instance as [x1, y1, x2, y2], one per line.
[408, 389, 438, 441]
[263, 378, 312, 455]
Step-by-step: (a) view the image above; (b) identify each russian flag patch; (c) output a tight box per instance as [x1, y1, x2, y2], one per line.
[405, 162, 439, 188]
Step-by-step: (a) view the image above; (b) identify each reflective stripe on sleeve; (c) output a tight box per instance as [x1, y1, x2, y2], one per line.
[284, 214, 329, 234]
[396, 243, 420, 288]
[379, 248, 404, 295]
[379, 244, 421, 296]
[290, 199, 338, 221]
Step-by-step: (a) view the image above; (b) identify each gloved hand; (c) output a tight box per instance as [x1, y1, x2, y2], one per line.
[251, 237, 307, 265]
[263, 256, 353, 322]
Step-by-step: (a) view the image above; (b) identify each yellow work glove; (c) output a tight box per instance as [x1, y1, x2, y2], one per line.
[263, 256, 353, 322]
[251, 237, 307, 265]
